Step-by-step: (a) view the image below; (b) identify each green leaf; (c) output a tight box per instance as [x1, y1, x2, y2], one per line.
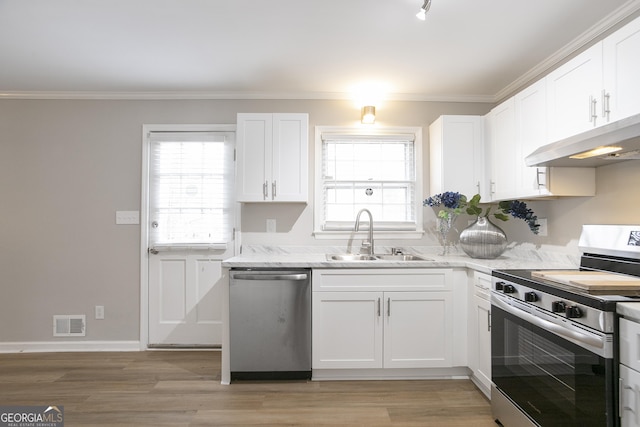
[493, 212, 509, 221]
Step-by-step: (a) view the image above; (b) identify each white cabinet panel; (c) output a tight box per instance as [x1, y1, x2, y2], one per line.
[312, 269, 457, 371]
[384, 291, 452, 368]
[236, 113, 308, 202]
[429, 115, 486, 199]
[312, 291, 382, 369]
[487, 98, 518, 201]
[546, 43, 603, 142]
[603, 16, 640, 123]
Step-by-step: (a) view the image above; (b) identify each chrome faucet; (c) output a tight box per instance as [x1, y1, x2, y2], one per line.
[354, 208, 374, 255]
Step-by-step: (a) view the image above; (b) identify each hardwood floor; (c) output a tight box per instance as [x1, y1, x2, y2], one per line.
[0, 351, 497, 426]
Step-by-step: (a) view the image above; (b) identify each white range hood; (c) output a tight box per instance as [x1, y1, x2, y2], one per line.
[525, 113, 640, 167]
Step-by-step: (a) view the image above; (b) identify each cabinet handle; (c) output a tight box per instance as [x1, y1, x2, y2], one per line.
[387, 297, 391, 317]
[263, 181, 268, 199]
[476, 181, 480, 194]
[602, 90, 611, 122]
[536, 168, 546, 188]
[589, 95, 598, 125]
[487, 311, 491, 332]
[377, 298, 381, 317]
[272, 180, 277, 200]
[490, 180, 496, 195]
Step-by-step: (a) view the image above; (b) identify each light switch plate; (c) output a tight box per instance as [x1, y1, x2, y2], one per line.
[116, 211, 140, 225]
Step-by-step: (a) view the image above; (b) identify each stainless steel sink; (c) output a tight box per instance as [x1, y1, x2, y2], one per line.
[325, 254, 433, 261]
[374, 254, 433, 261]
[326, 254, 378, 261]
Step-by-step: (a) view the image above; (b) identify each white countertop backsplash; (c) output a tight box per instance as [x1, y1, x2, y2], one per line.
[223, 244, 580, 274]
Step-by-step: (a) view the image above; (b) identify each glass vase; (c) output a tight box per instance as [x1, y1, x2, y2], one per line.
[459, 216, 508, 259]
[437, 214, 458, 256]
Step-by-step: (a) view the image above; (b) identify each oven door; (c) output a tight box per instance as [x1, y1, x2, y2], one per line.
[491, 292, 616, 427]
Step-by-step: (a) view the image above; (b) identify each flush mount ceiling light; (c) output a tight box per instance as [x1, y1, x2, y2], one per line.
[416, 0, 432, 20]
[569, 145, 623, 159]
[361, 106, 376, 124]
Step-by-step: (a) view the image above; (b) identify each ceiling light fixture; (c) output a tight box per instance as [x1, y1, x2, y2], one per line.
[361, 106, 376, 124]
[416, 0, 431, 20]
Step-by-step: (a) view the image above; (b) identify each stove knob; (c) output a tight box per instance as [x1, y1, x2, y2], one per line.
[525, 292, 539, 302]
[495, 282, 504, 291]
[552, 301, 566, 313]
[565, 305, 583, 318]
[503, 284, 516, 294]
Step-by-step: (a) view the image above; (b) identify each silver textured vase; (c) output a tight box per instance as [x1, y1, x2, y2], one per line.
[459, 216, 508, 259]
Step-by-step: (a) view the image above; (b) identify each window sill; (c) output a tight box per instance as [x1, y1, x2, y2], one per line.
[313, 230, 425, 240]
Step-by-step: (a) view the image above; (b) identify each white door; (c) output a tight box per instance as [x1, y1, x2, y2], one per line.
[145, 128, 235, 347]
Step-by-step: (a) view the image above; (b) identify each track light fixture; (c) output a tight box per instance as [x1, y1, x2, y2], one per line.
[416, 0, 431, 20]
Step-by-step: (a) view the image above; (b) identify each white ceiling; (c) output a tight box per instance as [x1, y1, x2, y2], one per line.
[1, 0, 639, 102]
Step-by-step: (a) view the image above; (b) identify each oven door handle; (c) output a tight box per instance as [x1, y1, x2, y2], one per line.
[493, 295, 604, 349]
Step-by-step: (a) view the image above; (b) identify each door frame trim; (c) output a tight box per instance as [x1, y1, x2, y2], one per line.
[140, 124, 236, 349]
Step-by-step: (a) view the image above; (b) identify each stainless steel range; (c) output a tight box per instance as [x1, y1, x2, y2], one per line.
[491, 225, 640, 427]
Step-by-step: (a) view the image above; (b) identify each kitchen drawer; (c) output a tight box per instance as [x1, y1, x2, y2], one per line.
[620, 318, 640, 371]
[312, 268, 452, 292]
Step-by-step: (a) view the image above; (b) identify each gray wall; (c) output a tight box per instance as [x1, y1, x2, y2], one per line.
[1, 98, 638, 344]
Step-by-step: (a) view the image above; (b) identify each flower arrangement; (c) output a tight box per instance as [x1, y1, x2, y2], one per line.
[424, 192, 540, 235]
[465, 194, 540, 235]
[423, 191, 468, 220]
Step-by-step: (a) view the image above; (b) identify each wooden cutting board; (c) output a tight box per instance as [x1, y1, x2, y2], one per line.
[531, 270, 640, 292]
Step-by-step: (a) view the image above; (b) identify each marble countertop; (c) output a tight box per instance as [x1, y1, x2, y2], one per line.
[222, 245, 578, 274]
[617, 302, 640, 321]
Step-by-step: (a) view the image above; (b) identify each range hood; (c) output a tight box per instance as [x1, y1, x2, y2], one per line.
[525, 113, 640, 167]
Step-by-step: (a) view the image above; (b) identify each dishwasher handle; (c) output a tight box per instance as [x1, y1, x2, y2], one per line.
[231, 272, 309, 281]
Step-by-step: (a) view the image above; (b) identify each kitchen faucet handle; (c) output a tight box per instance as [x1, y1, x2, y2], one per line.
[391, 247, 403, 255]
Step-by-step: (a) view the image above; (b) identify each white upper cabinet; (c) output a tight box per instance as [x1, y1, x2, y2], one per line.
[429, 115, 487, 199]
[486, 98, 518, 201]
[546, 15, 640, 142]
[603, 16, 640, 123]
[515, 79, 548, 198]
[486, 82, 595, 201]
[236, 113, 309, 202]
[546, 43, 603, 142]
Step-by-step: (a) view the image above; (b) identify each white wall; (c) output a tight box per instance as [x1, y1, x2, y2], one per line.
[2, 98, 639, 344]
[0, 98, 490, 344]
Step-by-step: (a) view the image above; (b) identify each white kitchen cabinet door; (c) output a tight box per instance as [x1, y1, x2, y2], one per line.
[429, 115, 486, 199]
[620, 364, 640, 427]
[473, 294, 492, 395]
[312, 291, 383, 369]
[515, 79, 548, 198]
[236, 114, 272, 202]
[384, 291, 453, 368]
[236, 113, 308, 202]
[487, 98, 518, 201]
[546, 43, 603, 142]
[603, 16, 640, 123]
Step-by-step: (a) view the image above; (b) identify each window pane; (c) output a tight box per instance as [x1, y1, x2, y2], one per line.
[321, 135, 417, 230]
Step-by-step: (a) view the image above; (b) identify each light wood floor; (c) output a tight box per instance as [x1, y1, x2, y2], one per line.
[0, 351, 497, 426]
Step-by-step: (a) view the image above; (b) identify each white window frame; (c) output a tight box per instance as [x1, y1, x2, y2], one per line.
[313, 125, 424, 240]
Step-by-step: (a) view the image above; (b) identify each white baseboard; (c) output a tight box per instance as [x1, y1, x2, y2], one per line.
[0, 340, 142, 353]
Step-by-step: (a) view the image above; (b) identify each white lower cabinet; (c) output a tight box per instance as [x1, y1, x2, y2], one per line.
[468, 271, 492, 398]
[312, 268, 460, 374]
[312, 291, 452, 369]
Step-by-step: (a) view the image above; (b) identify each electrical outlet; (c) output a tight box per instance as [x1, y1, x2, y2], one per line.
[95, 305, 104, 320]
[266, 219, 276, 233]
[537, 218, 548, 237]
[116, 211, 139, 225]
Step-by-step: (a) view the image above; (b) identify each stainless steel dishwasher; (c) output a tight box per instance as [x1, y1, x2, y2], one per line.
[229, 268, 311, 381]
